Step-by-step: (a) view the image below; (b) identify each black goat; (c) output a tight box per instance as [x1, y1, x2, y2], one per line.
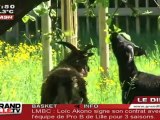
[110, 32, 160, 104]
[41, 41, 94, 104]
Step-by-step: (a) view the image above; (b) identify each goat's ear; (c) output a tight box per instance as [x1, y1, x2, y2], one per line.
[126, 45, 134, 63]
[134, 46, 147, 57]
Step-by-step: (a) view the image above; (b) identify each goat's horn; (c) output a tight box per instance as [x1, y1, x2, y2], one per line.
[56, 41, 78, 52]
[83, 44, 95, 52]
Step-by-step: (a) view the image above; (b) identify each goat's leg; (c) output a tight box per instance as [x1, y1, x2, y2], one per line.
[41, 92, 56, 104]
[122, 85, 136, 104]
[78, 79, 89, 104]
[41, 87, 55, 104]
[82, 95, 89, 104]
[40, 81, 58, 104]
[126, 79, 137, 104]
[122, 91, 128, 104]
[80, 86, 89, 104]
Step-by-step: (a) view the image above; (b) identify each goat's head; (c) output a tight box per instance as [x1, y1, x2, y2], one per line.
[57, 41, 94, 77]
[110, 32, 146, 64]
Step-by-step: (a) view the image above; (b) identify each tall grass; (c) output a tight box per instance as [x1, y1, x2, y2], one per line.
[0, 37, 159, 104]
[0, 60, 42, 103]
[0, 42, 43, 103]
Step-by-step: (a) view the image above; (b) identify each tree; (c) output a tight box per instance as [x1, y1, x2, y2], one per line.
[41, 0, 53, 79]
[61, 0, 78, 47]
[98, 2, 109, 73]
[76, 0, 110, 73]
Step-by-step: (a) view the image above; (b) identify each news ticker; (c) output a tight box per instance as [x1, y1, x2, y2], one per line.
[0, 96, 160, 120]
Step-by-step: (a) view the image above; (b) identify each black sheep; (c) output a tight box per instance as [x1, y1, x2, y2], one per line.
[110, 32, 160, 104]
[41, 41, 94, 104]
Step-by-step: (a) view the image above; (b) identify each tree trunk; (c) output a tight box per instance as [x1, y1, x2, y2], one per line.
[98, 3, 109, 73]
[61, 0, 78, 47]
[41, 0, 53, 79]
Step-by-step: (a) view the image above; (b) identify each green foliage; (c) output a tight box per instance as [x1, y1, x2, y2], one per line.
[105, 23, 131, 44]
[72, 2, 77, 11]
[106, 17, 112, 26]
[142, 10, 153, 15]
[84, 8, 96, 17]
[113, 25, 121, 33]
[49, 9, 57, 17]
[22, 14, 36, 23]
[105, 33, 111, 44]
[64, 31, 73, 36]
[22, 2, 52, 23]
[105, 25, 122, 44]
[75, 0, 110, 16]
[96, 0, 109, 7]
[33, 2, 49, 16]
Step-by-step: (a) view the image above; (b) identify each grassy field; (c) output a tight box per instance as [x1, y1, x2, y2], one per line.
[0, 37, 159, 104]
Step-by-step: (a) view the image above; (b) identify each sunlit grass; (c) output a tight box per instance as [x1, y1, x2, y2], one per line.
[0, 41, 43, 103]
[0, 40, 159, 104]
